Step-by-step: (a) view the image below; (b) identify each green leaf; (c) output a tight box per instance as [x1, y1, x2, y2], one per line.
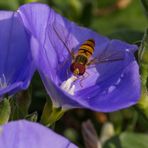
[120, 132, 148, 148]
[0, 98, 10, 125]
[104, 132, 148, 148]
[103, 136, 121, 148]
[141, 0, 148, 18]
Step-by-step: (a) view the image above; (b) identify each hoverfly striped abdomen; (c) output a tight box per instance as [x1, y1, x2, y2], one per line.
[78, 39, 95, 59]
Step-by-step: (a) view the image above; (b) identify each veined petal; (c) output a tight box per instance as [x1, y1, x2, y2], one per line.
[0, 120, 77, 148]
[0, 11, 35, 97]
[18, 3, 141, 112]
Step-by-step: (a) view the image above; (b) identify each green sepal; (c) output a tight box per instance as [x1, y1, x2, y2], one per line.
[137, 28, 148, 119]
[0, 98, 11, 125]
[40, 99, 66, 127]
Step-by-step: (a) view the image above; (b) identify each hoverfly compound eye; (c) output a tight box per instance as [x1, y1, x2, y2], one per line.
[70, 63, 85, 76]
[78, 65, 85, 75]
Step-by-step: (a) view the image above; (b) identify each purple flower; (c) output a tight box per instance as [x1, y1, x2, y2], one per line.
[0, 11, 34, 99]
[0, 120, 77, 148]
[18, 3, 141, 112]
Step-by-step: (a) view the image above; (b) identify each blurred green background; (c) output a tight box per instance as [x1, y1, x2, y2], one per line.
[1, 0, 148, 148]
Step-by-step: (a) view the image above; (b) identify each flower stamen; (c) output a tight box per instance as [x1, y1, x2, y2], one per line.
[60, 75, 77, 95]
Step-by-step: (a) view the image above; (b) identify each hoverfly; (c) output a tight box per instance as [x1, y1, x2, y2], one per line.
[48, 22, 124, 84]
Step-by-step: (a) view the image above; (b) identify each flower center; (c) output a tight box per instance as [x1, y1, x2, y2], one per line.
[60, 75, 77, 95]
[0, 74, 8, 89]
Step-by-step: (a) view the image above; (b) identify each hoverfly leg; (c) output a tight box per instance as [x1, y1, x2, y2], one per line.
[85, 71, 90, 78]
[79, 71, 90, 87]
[66, 67, 71, 78]
[79, 75, 85, 87]
[71, 50, 75, 60]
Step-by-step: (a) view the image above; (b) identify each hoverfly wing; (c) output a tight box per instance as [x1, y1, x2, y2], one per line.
[94, 52, 124, 64]
[89, 56, 124, 65]
[49, 21, 74, 59]
[88, 41, 125, 65]
[87, 55, 124, 66]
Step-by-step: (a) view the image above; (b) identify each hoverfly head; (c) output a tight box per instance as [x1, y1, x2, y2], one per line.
[70, 63, 85, 76]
